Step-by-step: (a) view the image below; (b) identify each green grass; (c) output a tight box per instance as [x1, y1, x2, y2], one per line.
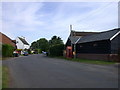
[1, 56, 14, 60]
[2, 66, 9, 88]
[49, 56, 117, 65]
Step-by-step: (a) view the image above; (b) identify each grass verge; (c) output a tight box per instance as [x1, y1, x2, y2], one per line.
[1, 56, 14, 60]
[49, 56, 117, 65]
[2, 66, 9, 88]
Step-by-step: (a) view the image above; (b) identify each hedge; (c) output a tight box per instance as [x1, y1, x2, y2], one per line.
[49, 44, 64, 56]
[0, 44, 2, 57]
[2, 44, 14, 57]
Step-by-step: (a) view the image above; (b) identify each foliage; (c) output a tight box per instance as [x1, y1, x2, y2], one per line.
[50, 56, 116, 65]
[30, 36, 64, 56]
[49, 36, 63, 47]
[0, 44, 2, 57]
[31, 38, 49, 52]
[30, 41, 38, 49]
[37, 38, 49, 52]
[37, 49, 41, 54]
[16, 49, 22, 51]
[27, 49, 31, 54]
[49, 44, 64, 56]
[2, 66, 9, 88]
[2, 44, 14, 57]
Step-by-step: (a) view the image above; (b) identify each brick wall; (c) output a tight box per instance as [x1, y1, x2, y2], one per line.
[77, 53, 119, 62]
[0, 32, 16, 47]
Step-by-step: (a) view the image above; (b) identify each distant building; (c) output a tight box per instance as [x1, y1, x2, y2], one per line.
[66, 27, 120, 61]
[0, 32, 16, 48]
[16, 37, 30, 49]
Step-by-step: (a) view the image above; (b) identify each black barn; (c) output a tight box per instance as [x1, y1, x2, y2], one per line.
[77, 28, 120, 54]
[66, 28, 120, 61]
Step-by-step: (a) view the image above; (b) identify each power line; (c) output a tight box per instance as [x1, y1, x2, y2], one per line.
[76, 2, 115, 30]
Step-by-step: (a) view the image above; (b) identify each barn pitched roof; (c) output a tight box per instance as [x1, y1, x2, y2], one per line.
[69, 37, 80, 44]
[70, 30, 98, 37]
[78, 28, 120, 44]
[18, 37, 29, 45]
[67, 31, 98, 44]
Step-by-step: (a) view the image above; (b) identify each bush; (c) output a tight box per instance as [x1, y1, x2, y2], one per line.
[27, 49, 31, 54]
[0, 44, 2, 57]
[49, 44, 64, 56]
[16, 49, 22, 54]
[2, 44, 14, 57]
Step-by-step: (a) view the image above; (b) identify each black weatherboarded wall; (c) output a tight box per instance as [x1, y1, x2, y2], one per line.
[111, 33, 120, 54]
[76, 40, 111, 54]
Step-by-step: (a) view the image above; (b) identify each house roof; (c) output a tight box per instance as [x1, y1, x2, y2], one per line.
[18, 37, 29, 45]
[78, 28, 120, 44]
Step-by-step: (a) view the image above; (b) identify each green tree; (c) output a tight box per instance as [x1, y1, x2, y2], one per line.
[37, 38, 49, 52]
[49, 44, 64, 56]
[30, 41, 37, 49]
[2, 44, 14, 57]
[31, 38, 49, 52]
[49, 36, 63, 47]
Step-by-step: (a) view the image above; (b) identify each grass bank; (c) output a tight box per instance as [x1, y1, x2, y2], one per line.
[1, 56, 15, 60]
[49, 56, 117, 65]
[2, 66, 9, 88]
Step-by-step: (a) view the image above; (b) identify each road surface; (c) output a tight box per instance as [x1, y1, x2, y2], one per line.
[3, 54, 118, 88]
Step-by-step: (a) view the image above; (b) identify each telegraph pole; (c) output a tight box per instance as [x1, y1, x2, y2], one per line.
[74, 31, 76, 59]
[70, 25, 76, 59]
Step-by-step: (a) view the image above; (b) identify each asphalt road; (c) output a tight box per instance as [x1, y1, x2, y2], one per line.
[2, 54, 118, 88]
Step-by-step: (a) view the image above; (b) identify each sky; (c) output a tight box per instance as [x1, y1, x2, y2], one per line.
[1, 1, 118, 44]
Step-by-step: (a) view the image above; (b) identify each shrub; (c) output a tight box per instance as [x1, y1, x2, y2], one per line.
[49, 44, 64, 56]
[27, 49, 31, 54]
[2, 44, 14, 57]
[0, 44, 2, 57]
[16, 49, 22, 54]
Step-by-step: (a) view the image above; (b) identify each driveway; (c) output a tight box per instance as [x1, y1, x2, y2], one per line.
[2, 54, 118, 88]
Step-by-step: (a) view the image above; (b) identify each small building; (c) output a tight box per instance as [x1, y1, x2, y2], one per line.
[66, 27, 120, 61]
[65, 26, 98, 58]
[16, 37, 30, 49]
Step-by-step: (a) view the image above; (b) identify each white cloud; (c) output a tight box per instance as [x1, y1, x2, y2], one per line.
[2, 2, 44, 32]
[2, 2, 118, 44]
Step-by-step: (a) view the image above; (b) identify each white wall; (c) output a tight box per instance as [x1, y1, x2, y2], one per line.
[16, 37, 30, 49]
[16, 37, 24, 49]
[24, 45, 30, 49]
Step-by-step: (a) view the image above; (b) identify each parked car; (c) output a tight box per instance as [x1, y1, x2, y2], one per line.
[42, 51, 46, 54]
[42, 51, 48, 56]
[13, 50, 19, 57]
[23, 51, 28, 56]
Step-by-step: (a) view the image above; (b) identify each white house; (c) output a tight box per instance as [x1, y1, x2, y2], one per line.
[16, 37, 30, 49]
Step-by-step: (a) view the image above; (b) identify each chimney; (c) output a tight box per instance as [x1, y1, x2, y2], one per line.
[21, 36, 25, 39]
[70, 25, 74, 37]
[70, 25, 72, 31]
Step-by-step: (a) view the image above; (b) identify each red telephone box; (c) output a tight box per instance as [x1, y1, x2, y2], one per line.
[66, 46, 73, 58]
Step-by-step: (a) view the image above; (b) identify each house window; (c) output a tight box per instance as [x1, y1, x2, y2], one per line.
[93, 43, 97, 46]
